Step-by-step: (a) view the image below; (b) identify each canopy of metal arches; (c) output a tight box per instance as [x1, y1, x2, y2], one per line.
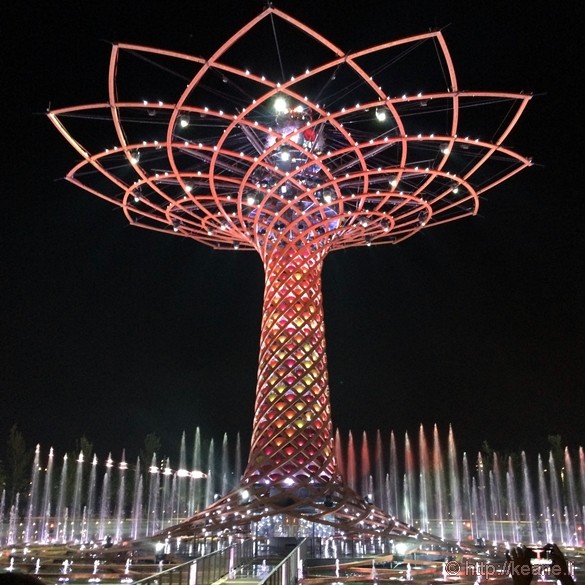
[48, 7, 531, 539]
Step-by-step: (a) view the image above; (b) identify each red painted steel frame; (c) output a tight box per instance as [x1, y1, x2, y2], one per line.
[48, 7, 531, 537]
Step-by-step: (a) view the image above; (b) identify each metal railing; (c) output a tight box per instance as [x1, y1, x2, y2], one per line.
[133, 539, 255, 585]
[259, 539, 307, 585]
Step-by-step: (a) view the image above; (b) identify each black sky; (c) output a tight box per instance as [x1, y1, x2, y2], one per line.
[2, 0, 584, 463]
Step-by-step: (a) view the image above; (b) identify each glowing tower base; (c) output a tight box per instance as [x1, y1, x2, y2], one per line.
[168, 247, 418, 538]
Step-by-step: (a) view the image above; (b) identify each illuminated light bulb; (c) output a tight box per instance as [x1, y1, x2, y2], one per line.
[179, 115, 190, 128]
[375, 107, 387, 121]
[280, 148, 291, 162]
[274, 96, 288, 113]
[440, 143, 450, 155]
[129, 151, 140, 164]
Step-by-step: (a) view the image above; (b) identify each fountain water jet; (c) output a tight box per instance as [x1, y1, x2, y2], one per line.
[39, 446, 54, 543]
[146, 453, 159, 536]
[447, 427, 462, 543]
[131, 457, 143, 539]
[403, 431, 415, 526]
[374, 431, 384, 510]
[2, 426, 584, 546]
[388, 431, 399, 518]
[70, 450, 84, 542]
[24, 444, 41, 542]
[189, 429, 202, 515]
[97, 454, 113, 541]
[346, 431, 357, 492]
[55, 454, 67, 543]
[418, 426, 431, 533]
[204, 439, 215, 509]
[521, 451, 536, 543]
[433, 425, 446, 539]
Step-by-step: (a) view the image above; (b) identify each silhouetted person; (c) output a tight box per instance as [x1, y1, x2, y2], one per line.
[508, 543, 575, 585]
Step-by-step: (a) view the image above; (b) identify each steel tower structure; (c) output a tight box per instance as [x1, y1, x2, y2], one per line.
[48, 8, 531, 538]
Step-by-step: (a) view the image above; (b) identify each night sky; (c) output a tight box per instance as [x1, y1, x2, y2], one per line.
[2, 1, 584, 464]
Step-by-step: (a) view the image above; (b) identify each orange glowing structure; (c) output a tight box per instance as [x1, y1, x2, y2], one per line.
[48, 7, 531, 537]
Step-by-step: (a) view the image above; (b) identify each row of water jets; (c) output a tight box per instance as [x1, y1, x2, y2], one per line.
[5, 556, 135, 581]
[0, 425, 583, 546]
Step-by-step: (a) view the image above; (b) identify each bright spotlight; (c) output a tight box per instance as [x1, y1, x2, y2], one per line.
[375, 107, 387, 121]
[395, 542, 409, 556]
[280, 148, 291, 162]
[179, 115, 190, 128]
[322, 188, 334, 204]
[274, 96, 288, 114]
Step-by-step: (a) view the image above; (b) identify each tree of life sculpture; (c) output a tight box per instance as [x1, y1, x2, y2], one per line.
[48, 7, 531, 538]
